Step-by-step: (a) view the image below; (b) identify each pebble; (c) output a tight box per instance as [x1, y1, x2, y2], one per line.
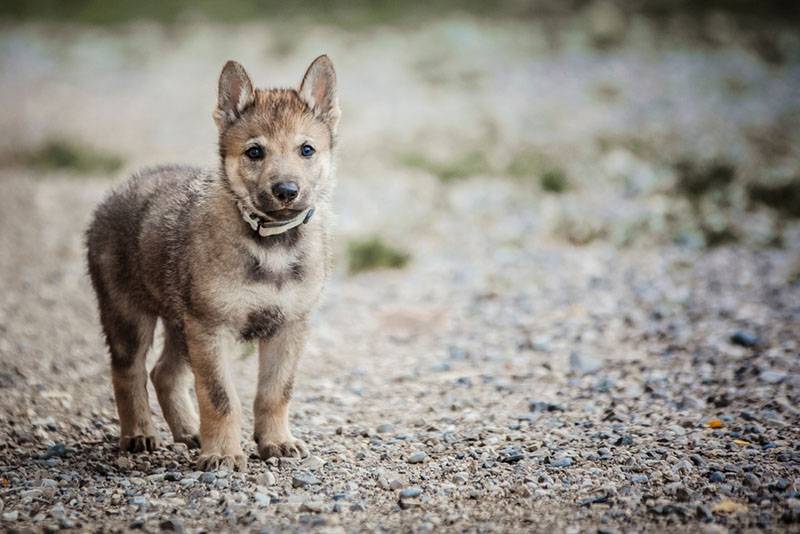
[407, 451, 428, 464]
[159, 518, 184, 532]
[257, 471, 276, 486]
[760, 370, 787, 384]
[550, 457, 574, 468]
[730, 331, 761, 348]
[43, 443, 66, 459]
[301, 456, 325, 471]
[2, 511, 18, 522]
[708, 471, 725, 483]
[570, 351, 602, 374]
[198, 473, 216, 484]
[400, 487, 422, 499]
[292, 473, 320, 488]
[376, 423, 394, 434]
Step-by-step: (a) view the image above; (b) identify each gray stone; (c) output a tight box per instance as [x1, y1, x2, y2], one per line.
[407, 451, 428, 464]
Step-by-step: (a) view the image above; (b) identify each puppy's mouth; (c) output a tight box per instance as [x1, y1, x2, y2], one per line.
[263, 208, 306, 222]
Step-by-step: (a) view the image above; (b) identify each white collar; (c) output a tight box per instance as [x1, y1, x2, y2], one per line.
[238, 203, 315, 237]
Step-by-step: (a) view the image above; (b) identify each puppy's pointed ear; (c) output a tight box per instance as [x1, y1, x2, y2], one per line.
[214, 60, 255, 128]
[299, 55, 340, 130]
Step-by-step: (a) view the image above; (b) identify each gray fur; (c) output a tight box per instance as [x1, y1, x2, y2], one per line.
[86, 56, 338, 466]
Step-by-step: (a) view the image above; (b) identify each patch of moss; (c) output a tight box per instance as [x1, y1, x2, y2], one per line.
[347, 237, 410, 274]
[673, 159, 736, 198]
[24, 139, 124, 174]
[789, 260, 800, 287]
[399, 151, 490, 182]
[540, 168, 569, 193]
[747, 176, 800, 218]
[505, 150, 543, 179]
[505, 150, 569, 193]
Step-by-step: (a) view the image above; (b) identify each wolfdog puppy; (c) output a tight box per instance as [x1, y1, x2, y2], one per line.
[86, 56, 339, 471]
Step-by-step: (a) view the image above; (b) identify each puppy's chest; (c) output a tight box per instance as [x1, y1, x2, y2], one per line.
[212, 240, 325, 336]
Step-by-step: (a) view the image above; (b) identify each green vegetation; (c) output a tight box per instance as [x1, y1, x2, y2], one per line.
[347, 237, 409, 274]
[399, 151, 490, 183]
[747, 176, 800, 218]
[23, 139, 123, 174]
[0, 0, 545, 27]
[673, 159, 736, 198]
[540, 168, 570, 193]
[505, 150, 570, 193]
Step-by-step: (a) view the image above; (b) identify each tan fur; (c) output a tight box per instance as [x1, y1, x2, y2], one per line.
[86, 56, 339, 471]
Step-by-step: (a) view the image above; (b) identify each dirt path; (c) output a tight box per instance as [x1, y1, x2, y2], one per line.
[1, 16, 799, 533]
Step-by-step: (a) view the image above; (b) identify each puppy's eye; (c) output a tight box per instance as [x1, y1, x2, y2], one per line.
[245, 146, 264, 160]
[300, 143, 315, 158]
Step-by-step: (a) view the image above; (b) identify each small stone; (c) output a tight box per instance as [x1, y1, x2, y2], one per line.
[769, 478, 789, 491]
[529, 401, 565, 412]
[179, 478, 195, 488]
[130, 496, 148, 507]
[198, 472, 216, 484]
[40, 479, 57, 488]
[630, 474, 648, 484]
[2, 511, 18, 522]
[159, 518, 184, 532]
[730, 331, 761, 348]
[760, 370, 787, 384]
[254, 492, 269, 506]
[164, 472, 182, 482]
[498, 446, 524, 463]
[257, 471, 276, 486]
[292, 473, 320, 488]
[407, 451, 428, 464]
[399, 487, 422, 499]
[376, 423, 394, 434]
[301, 455, 325, 471]
[43, 443, 66, 459]
[708, 471, 725, 483]
[116, 457, 133, 470]
[300, 500, 325, 513]
[570, 351, 602, 374]
[550, 457, 573, 468]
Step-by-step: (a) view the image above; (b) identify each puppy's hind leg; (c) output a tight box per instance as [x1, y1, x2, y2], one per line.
[101, 305, 160, 453]
[151, 325, 200, 449]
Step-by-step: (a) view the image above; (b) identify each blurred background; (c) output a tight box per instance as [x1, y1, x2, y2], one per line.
[0, 1, 799, 531]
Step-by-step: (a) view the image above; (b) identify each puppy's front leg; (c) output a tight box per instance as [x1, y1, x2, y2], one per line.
[185, 318, 247, 471]
[254, 320, 308, 459]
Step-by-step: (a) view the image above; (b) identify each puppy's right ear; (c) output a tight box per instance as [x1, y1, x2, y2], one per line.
[214, 60, 255, 128]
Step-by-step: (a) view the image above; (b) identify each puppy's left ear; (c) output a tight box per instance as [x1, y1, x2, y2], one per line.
[299, 55, 340, 131]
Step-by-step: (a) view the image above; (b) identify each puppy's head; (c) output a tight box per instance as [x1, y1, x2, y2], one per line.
[214, 56, 339, 221]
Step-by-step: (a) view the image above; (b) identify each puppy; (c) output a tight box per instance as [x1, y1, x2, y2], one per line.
[86, 56, 339, 471]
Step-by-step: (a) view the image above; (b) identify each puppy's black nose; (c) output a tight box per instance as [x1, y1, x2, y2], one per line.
[272, 181, 299, 203]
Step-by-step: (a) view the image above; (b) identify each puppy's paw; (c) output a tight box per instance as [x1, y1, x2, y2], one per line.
[119, 434, 161, 453]
[197, 452, 247, 472]
[257, 438, 308, 460]
[175, 434, 201, 449]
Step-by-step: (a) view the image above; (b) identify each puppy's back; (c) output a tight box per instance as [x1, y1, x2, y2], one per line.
[86, 165, 210, 319]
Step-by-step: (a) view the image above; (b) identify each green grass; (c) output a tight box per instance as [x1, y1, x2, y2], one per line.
[673, 159, 736, 198]
[399, 151, 490, 182]
[347, 237, 409, 274]
[747, 176, 800, 218]
[540, 168, 569, 193]
[505, 150, 569, 193]
[23, 139, 124, 174]
[0, 0, 544, 27]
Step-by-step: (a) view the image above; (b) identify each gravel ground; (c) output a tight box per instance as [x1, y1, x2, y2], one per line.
[1, 11, 799, 533]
